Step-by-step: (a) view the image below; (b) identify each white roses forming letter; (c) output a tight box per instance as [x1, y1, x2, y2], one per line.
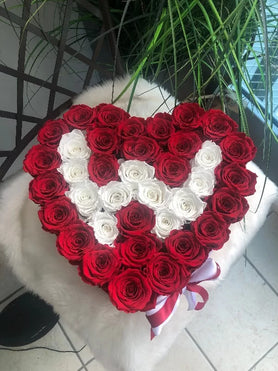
[56, 133, 222, 243]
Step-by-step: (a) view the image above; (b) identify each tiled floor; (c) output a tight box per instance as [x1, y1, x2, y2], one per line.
[0, 212, 277, 370]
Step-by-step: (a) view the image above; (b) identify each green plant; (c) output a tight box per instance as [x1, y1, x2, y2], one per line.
[102, 0, 277, 142]
[2, 0, 278, 143]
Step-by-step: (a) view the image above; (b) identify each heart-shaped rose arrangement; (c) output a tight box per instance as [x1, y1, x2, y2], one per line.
[23, 102, 257, 314]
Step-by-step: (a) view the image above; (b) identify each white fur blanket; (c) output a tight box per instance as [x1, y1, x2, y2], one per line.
[0, 77, 277, 371]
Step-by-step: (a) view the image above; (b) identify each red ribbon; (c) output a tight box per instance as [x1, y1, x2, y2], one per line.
[147, 292, 180, 339]
[186, 262, 221, 310]
[146, 260, 221, 339]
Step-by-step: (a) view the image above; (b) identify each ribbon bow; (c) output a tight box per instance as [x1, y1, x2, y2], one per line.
[146, 258, 221, 339]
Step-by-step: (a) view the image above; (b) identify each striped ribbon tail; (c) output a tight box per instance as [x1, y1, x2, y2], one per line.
[184, 258, 221, 311]
[145, 257, 221, 339]
[146, 291, 180, 339]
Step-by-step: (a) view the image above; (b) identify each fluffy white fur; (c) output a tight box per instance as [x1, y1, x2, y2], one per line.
[74, 76, 176, 118]
[0, 77, 277, 371]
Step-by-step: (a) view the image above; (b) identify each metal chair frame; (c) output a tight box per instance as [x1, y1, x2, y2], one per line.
[0, 0, 123, 181]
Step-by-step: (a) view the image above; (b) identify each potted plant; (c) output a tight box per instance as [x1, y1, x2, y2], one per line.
[78, 1, 275, 119]
[81, 0, 278, 180]
[6, 0, 277, 141]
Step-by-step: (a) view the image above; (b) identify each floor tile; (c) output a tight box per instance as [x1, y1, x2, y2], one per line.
[0, 322, 82, 371]
[250, 343, 278, 370]
[58, 319, 94, 364]
[78, 330, 215, 371]
[186, 257, 278, 371]
[246, 212, 278, 294]
[154, 330, 215, 371]
[60, 320, 215, 371]
[82, 359, 105, 371]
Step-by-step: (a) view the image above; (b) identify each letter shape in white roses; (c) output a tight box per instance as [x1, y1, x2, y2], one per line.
[57, 131, 222, 244]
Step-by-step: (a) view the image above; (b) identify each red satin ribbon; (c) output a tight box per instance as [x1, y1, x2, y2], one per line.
[187, 263, 221, 310]
[146, 262, 221, 339]
[147, 291, 180, 339]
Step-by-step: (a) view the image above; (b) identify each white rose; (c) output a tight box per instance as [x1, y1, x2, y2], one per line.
[169, 188, 206, 221]
[186, 167, 215, 197]
[89, 212, 118, 245]
[58, 129, 91, 161]
[99, 181, 132, 212]
[118, 160, 155, 186]
[193, 140, 222, 170]
[138, 180, 170, 210]
[67, 181, 101, 217]
[58, 159, 89, 184]
[153, 209, 183, 239]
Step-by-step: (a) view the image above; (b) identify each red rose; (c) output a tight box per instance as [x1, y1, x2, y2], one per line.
[108, 269, 154, 313]
[122, 136, 160, 162]
[165, 230, 208, 269]
[81, 245, 121, 286]
[201, 109, 238, 141]
[147, 252, 186, 295]
[118, 117, 146, 138]
[87, 127, 118, 154]
[215, 162, 257, 196]
[38, 196, 78, 233]
[154, 152, 190, 187]
[173, 103, 205, 130]
[23, 144, 61, 176]
[146, 116, 175, 143]
[168, 131, 202, 159]
[88, 153, 119, 186]
[191, 211, 230, 250]
[56, 222, 96, 263]
[29, 170, 69, 204]
[93, 103, 130, 128]
[154, 112, 173, 121]
[37, 119, 70, 148]
[116, 201, 155, 235]
[220, 132, 257, 164]
[116, 234, 161, 267]
[209, 187, 249, 223]
[63, 104, 94, 129]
